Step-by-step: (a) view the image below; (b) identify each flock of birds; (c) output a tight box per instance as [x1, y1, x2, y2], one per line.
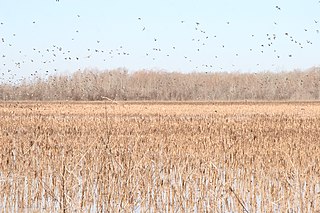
[1, 2, 320, 84]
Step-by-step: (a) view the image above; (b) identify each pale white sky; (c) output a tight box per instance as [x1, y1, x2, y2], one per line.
[0, 0, 320, 82]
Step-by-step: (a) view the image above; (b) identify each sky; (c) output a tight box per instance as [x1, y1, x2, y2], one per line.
[0, 0, 320, 83]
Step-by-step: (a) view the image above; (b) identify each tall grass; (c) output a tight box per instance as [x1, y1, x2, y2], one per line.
[0, 102, 319, 212]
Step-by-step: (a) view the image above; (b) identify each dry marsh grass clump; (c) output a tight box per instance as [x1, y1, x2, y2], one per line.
[0, 101, 319, 212]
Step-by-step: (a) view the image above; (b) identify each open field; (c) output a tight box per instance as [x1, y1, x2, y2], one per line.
[0, 101, 320, 212]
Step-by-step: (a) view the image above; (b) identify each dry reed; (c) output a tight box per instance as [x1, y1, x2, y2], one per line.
[0, 101, 319, 212]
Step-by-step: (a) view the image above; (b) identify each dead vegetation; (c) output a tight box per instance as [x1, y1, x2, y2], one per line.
[0, 102, 319, 212]
[1, 67, 320, 101]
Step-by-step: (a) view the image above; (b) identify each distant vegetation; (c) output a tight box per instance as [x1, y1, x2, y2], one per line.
[1, 67, 320, 101]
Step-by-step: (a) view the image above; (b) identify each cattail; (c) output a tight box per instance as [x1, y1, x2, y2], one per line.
[0, 102, 319, 211]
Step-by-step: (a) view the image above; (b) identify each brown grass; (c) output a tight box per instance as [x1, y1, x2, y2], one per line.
[0, 101, 319, 212]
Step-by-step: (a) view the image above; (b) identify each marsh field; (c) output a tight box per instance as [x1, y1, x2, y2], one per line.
[0, 101, 319, 212]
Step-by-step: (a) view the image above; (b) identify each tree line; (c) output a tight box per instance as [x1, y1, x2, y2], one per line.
[1, 67, 320, 101]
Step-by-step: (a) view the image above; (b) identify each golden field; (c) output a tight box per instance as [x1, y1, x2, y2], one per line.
[0, 101, 319, 212]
